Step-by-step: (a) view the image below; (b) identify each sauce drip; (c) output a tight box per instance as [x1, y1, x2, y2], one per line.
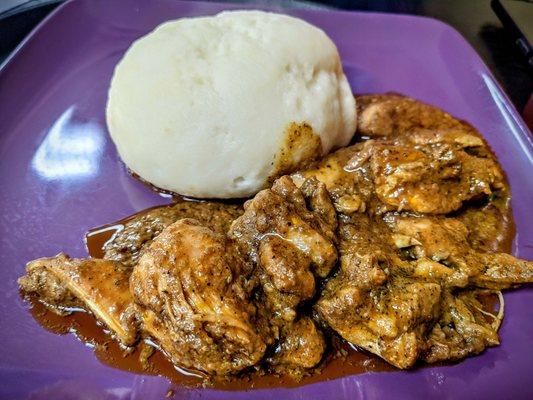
[26, 291, 393, 390]
[25, 205, 393, 391]
[28, 196, 513, 390]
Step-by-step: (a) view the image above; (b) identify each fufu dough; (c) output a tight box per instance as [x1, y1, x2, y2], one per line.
[106, 10, 356, 198]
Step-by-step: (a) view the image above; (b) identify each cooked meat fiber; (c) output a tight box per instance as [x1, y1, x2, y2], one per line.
[19, 254, 137, 345]
[18, 94, 533, 379]
[230, 176, 337, 323]
[130, 219, 265, 375]
[268, 317, 326, 370]
[356, 93, 479, 139]
[423, 289, 503, 364]
[456, 199, 512, 253]
[229, 176, 335, 371]
[103, 201, 242, 268]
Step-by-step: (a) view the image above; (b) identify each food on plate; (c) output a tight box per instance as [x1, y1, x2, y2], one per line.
[19, 254, 137, 345]
[20, 94, 533, 385]
[106, 11, 356, 198]
[130, 219, 266, 375]
[102, 201, 242, 268]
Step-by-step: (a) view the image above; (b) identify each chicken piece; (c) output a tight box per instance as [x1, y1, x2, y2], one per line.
[229, 176, 336, 371]
[296, 94, 506, 215]
[422, 289, 502, 364]
[356, 93, 478, 139]
[229, 176, 337, 321]
[386, 215, 533, 289]
[345, 134, 505, 214]
[18, 254, 137, 345]
[292, 145, 373, 216]
[315, 215, 442, 369]
[292, 146, 357, 195]
[456, 198, 513, 253]
[130, 219, 266, 375]
[354, 95, 507, 214]
[296, 135, 504, 215]
[259, 235, 315, 302]
[268, 317, 326, 371]
[230, 176, 337, 276]
[318, 273, 442, 369]
[103, 201, 242, 268]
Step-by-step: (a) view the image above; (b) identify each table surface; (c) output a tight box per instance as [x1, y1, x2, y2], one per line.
[1, 0, 532, 113]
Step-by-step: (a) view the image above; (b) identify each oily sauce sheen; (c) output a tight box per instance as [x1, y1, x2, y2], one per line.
[23, 197, 512, 391]
[83, 206, 394, 388]
[23, 203, 395, 391]
[21, 94, 520, 390]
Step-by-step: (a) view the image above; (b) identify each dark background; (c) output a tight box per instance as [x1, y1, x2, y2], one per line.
[1, 0, 531, 115]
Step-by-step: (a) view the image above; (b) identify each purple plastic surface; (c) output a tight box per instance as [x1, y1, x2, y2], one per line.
[1, 0, 532, 399]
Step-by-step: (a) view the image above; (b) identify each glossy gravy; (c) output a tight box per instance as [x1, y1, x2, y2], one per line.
[25, 196, 514, 390]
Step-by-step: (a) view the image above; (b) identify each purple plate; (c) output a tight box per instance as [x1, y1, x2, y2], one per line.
[1, 0, 532, 399]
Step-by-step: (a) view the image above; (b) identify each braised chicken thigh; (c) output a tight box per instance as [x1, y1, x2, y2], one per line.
[130, 219, 265, 375]
[19, 254, 137, 345]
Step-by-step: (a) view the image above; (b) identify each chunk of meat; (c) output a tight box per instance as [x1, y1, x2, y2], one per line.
[423, 290, 501, 363]
[298, 94, 506, 215]
[318, 273, 442, 369]
[259, 235, 315, 300]
[229, 176, 336, 370]
[230, 176, 337, 278]
[268, 317, 326, 371]
[386, 215, 533, 289]
[315, 215, 442, 368]
[472, 253, 533, 289]
[292, 145, 371, 215]
[229, 176, 337, 323]
[103, 202, 242, 268]
[130, 219, 266, 375]
[316, 207, 532, 369]
[345, 134, 505, 214]
[456, 198, 513, 253]
[356, 93, 478, 139]
[19, 254, 137, 345]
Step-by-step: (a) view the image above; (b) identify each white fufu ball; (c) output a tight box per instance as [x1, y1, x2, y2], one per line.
[106, 10, 356, 198]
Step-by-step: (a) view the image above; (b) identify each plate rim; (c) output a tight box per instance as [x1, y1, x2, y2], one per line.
[1, 1, 532, 398]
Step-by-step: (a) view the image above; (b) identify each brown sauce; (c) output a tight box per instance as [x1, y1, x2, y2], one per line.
[23, 93, 520, 390]
[32, 196, 513, 390]
[26, 289, 392, 390]
[84, 201, 194, 259]
[494, 201, 515, 254]
[27, 185, 514, 392]
[36, 193, 515, 390]
[85, 224, 121, 259]
[25, 280, 501, 390]
[82, 205, 393, 389]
